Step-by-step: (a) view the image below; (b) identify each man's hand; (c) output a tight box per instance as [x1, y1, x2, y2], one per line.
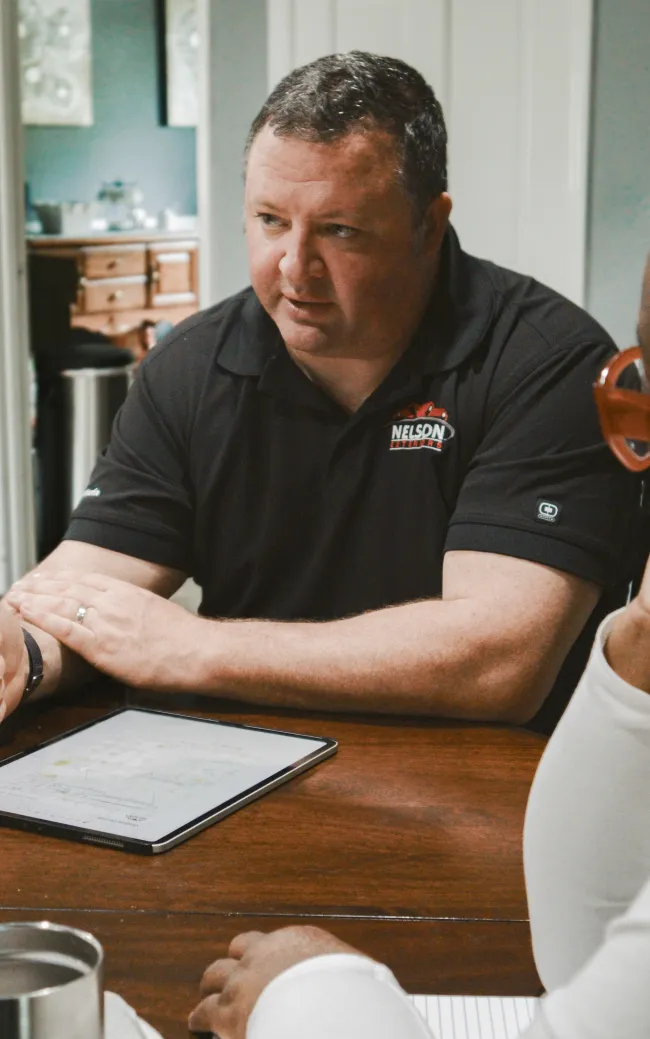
[0, 603, 29, 722]
[5, 571, 208, 691]
[188, 926, 360, 1039]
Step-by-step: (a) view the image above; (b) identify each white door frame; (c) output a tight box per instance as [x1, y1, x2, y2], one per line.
[0, 0, 36, 590]
[197, 0, 268, 306]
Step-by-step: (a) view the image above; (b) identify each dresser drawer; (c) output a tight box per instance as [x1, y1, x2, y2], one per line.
[80, 246, 147, 279]
[79, 275, 147, 313]
[148, 241, 198, 307]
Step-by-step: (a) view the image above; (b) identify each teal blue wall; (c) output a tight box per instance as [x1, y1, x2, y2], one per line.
[24, 0, 197, 217]
[586, 0, 650, 346]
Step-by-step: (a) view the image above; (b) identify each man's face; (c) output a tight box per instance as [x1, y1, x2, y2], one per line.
[244, 124, 449, 360]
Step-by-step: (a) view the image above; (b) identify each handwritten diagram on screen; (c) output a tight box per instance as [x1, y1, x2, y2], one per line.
[0, 710, 328, 842]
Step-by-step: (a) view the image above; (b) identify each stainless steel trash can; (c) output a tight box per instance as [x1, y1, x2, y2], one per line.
[36, 349, 134, 558]
[61, 364, 134, 514]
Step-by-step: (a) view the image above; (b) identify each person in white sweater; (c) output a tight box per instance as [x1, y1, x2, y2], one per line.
[186, 261, 650, 1039]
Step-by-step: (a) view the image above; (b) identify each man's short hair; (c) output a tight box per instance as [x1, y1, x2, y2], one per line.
[246, 51, 448, 224]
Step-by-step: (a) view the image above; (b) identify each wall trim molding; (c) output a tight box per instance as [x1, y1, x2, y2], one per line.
[0, 0, 36, 588]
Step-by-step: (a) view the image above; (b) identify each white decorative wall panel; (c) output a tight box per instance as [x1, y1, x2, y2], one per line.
[335, 0, 448, 102]
[265, 0, 592, 305]
[268, 0, 449, 103]
[447, 0, 521, 270]
[516, 0, 592, 305]
[293, 2, 335, 67]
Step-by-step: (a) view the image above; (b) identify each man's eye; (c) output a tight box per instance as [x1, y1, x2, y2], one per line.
[258, 213, 284, 228]
[327, 224, 356, 239]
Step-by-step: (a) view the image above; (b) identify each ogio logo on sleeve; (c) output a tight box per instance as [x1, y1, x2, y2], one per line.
[388, 401, 455, 453]
[536, 500, 561, 523]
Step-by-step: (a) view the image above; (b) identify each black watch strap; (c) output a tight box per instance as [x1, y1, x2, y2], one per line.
[22, 629, 44, 701]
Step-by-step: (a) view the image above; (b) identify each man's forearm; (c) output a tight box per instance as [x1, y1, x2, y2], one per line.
[192, 599, 552, 723]
[5, 551, 593, 721]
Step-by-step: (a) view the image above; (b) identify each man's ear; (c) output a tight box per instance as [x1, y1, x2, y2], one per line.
[419, 192, 452, 255]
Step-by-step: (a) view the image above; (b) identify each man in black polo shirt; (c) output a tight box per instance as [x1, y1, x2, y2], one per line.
[0, 52, 640, 731]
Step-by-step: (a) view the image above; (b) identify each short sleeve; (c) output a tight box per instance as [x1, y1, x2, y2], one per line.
[445, 338, 642, 586]
[64, 343, 196, 573]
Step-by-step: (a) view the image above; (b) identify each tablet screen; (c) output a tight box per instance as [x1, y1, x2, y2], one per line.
[0, 709, 335, 846]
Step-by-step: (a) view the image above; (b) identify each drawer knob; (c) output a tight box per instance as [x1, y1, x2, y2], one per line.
[107, 259, 120, 270]
[108, 289, 124, 302]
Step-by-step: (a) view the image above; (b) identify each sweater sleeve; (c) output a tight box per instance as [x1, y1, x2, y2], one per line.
[537, 874, 650, 1039]
[516, 872, 650, 1039]
[246, 607, 650, 1039]
[247, 954, 435, 1039]
[523, 608, 650, 992]
[244, 953, 565, 1039]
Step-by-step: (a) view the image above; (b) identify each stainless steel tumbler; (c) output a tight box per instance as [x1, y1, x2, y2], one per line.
[0, 921, 104, 1038]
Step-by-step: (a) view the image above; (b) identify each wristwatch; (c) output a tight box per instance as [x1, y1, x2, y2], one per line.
[21, 628, 44, 701]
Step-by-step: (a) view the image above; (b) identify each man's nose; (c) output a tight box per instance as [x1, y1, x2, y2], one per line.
[278, 232, 325, 285]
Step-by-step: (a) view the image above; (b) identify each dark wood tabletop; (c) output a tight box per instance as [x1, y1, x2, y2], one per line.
[0, 686, 545, 1038]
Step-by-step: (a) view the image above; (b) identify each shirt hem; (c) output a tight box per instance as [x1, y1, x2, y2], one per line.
[445, 521, 613, 586]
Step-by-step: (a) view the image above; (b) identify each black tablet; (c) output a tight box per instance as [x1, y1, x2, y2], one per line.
[0, 707, 337, 854]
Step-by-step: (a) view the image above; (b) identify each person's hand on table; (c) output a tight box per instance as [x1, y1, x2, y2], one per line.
[5, 571, 207, 691]
[188, 926, 360, 1039]
[0, 602, 29, 722]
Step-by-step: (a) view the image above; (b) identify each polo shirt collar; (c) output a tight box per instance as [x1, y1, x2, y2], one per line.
[217, 224, 497, 384]
[218, 294, 339, 413]
[345, 226, 498, 418]
[408, 224, 497, 376]
[218, 292, 283, 376]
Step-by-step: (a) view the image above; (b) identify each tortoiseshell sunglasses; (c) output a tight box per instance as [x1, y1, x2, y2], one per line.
[594, 347, 650, 472]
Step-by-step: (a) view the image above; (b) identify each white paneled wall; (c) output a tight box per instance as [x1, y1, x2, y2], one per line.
[267, 0, 593, 305]
[268, 0, 448, 103]
[446, 0, 522, 269]
[587, 0, 650, 346]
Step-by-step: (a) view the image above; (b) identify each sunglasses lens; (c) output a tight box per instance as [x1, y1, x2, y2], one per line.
[614, 354, 645, 392]
[623, 438, 650, 463]
[613, 357, 650, 460]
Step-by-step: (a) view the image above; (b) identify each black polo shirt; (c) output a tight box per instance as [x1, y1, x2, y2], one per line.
[66, 227, 641, 731]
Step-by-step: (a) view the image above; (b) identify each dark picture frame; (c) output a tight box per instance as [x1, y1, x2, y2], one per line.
[157, 0, 198, 128]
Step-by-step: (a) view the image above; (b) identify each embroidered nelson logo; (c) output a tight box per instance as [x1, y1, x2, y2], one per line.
[389, 401, 455, 452]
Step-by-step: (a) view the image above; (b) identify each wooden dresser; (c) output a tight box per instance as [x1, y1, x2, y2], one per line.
[27, 231, 200, 358]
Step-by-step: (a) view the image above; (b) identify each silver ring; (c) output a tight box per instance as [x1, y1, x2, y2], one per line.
[75, 605, 88, 624]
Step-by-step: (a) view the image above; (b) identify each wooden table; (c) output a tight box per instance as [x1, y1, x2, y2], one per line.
[0, 687, 545, 1037]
